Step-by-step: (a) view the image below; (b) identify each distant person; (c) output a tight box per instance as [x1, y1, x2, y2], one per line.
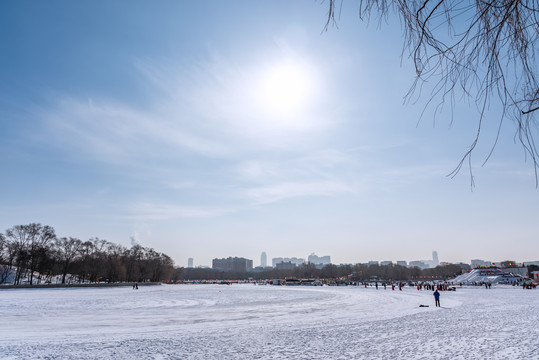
[433, 290, 440, 307]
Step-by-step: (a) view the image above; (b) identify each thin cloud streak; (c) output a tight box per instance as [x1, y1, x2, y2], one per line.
[38, 98, 230, 163]
[245, 180, 356, 204]
[126, 203, 237, 221]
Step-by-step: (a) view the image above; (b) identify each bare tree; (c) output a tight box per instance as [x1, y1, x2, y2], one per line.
[105, 242, 127, 283]
[56, 237, 82, 284]
[0, 232, 11, 284]
[2, 223, 177, 285]
[25, 224, 56, 285]
[5, 225, 31, 285]
[125, 244, 143, 282]
[87, 237, 107, 282]
[0, 232, 5, 263]
[75, 240, 94, 283]
[325, 0, 539, 185]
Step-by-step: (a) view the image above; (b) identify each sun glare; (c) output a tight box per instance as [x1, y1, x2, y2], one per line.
[257, 61, 315, 122]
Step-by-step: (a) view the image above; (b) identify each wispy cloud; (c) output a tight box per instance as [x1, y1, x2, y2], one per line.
[245, 180, 355, 204]
[38, 98, 230, 164]
[36, 48, 337, 171]
[238, 149, 359, 204]
[126, 203, 237, 220]
[237, 149, 357, 182]
[32, 53, 443, 213]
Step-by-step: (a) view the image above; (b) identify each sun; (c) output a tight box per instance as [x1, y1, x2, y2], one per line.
[256, 61, 315, 120]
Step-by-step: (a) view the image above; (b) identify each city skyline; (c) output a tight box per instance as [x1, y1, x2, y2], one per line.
[1, 2, 538, 268]
[185, 250, 536, 269]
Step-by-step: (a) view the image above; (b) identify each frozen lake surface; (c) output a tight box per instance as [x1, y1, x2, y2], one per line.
[1, 284, 538, 359]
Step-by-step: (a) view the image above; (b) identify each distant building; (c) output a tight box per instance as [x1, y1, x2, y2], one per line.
[212, 257, 253, 272]
[272, 257, 282, 267]
[396, 261, 407, 267]
[413, 251, 441, 269]
[380, 261, 393, 266]
[253, 266, 271, 272]
[471, 259, 492, 268]
[187, 258, 194, 268]
[409, 260, 429, 269]
[438, 261, 470, 269]
[275, 261, 296, 270]
[455, 263, 472, 271]
[501, 260, 519, 267]
[308, 253, 331, 267]
[260, 252, 267, 267]
[432, 251, 439, 267]
[272, 257, 305, 267]
[367, 261, 379, 266]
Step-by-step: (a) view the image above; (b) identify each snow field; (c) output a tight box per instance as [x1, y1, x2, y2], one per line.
[0, 284, 537, 359]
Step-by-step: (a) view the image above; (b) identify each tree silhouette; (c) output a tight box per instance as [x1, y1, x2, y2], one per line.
[0, 224, 175, 284]
[325, 0, 539, 185]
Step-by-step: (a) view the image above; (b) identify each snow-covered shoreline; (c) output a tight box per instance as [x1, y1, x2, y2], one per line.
[1, 284, 537, 359]
[0, 282, 161, 289]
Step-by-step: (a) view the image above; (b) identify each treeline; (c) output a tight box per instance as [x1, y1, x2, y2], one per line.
[0, 223, 174, 285]
[176, 262, 469, 282]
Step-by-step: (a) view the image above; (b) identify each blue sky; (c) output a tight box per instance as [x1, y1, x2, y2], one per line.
[1, 1, 537, 267]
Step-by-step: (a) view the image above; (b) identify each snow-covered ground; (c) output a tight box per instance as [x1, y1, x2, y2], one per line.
[0, 284, 537, 359]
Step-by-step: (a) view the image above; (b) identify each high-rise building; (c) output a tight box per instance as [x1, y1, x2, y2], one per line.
[432, 251, 440, 267]
[187, 258, 194, 268]
[261, 252, 267, 267]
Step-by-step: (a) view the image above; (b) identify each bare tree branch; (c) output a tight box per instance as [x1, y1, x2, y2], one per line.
[325, 0, 539, 185]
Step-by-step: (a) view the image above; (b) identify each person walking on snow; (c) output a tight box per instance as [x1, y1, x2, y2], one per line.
[433, 289, 441, 307]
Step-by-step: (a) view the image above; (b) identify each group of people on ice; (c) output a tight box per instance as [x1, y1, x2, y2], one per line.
[417, 283, 452, 291]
